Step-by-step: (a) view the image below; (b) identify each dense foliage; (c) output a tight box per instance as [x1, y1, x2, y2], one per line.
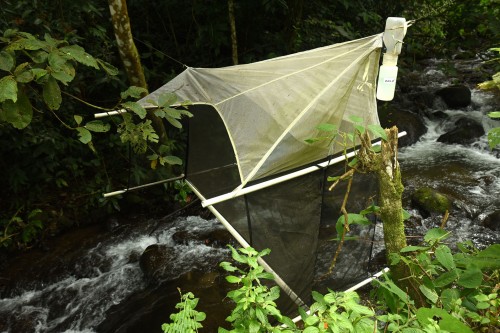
[1, 0, 499, 249]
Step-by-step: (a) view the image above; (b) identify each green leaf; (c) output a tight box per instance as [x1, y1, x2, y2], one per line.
[424, 228, 450, 244]
[96, 59, 119, 76]
[434, 270, 458, 288]
[43, 76, 62, 110]
[0, 76, 18, 103]
[402, 209, 411, 220]
[31, 68, 48, 81]
[348, 115, 363, 123]
[488, 127, 500, 150]
[50, 62, 75, 85]
[29, 50, 48, 64]
[416, 308, 473, 333]
[419, 285, 438, 304]
[76, 127, 92, 144]
[59, 45, 99, 69]
[122, 101, 147, 119]
[367, 124, 388, 141]
[457, 265, 483, 288]
[303, 326, 320, 333]
[166, 116, 183, 129]
[160, 155, 183, 166]
[2, 91, 32, 129]
[0, 50, 14, 71]
[488, 111, 500, 118]
[441, 288, 460, 311]
[48, 52, 67, 71]
[158, 92, 178, 107]
[354, 124, 365, 134]
[400, 245, 429, 253]
[348, 156, 358, 167]
[85, 120, 110, 132]
[121, 86, 148, 100]
[316, 123, 337, 132]
[435, 245, 455, 270]
[74, 115, 83, 125]
[225, 275, 241, 283]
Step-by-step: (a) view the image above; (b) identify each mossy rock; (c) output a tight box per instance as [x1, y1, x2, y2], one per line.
[411, 187, 452, 217]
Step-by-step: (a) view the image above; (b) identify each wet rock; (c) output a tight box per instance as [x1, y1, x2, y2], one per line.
[435, 84, 471, 108]
[481, 210, 500, 231]
[139, 244, 176, 283]
[411, 187, 452, 217]
[437, 117, 485, 145]
[105, 217, 120, 232]
[378, 107, 427, 146]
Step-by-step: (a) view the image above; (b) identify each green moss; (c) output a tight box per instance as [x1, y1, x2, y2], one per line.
[412, 187, 452, 215]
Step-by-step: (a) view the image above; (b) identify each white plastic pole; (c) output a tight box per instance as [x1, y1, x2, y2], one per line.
[288, 267, 390, 325]
[202, 131, 407, 208]
[103, 174, 185, 197]
[186, 180, 307, 308]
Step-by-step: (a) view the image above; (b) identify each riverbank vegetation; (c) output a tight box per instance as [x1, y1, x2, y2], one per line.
[0, 0, 499, 249]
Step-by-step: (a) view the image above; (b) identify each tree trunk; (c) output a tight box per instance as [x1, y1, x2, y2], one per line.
[228, 0, 238, 65]
[108, 0, 168, 145]
[378, 126, 425, 306]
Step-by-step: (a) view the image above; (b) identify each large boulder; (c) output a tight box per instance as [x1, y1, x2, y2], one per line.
[172, 228, 234, 247]
[437, 117, 485, 145]
[435, 85, 471, 109]
[481, 210, 500, 231]
[378, 107, 427, 146]
[139, 244, 176, 283]
[411, 187, 452, 217]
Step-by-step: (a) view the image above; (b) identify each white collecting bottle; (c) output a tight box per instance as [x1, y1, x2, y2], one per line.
[376, 53, 399, 101]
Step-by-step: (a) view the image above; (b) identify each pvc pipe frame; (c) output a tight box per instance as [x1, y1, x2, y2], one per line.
[186, 180, 307, 308]
[202, 131, 407, 208]
[103, 174, 185, 198]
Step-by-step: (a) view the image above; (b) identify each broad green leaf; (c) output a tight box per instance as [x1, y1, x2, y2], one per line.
[473, 244, 500, 269]
[441, 288, 461, 311]
[50, 62, 75, 85]
[48, 52, 67, 71]
[43, 76, 62, 110]
[402, 209, 411, 220]
[85, 120, 110, 132]
[122, 101, 147, 119]
[225, 275, 241, 283]
[488, 127, 500, 150]
[15, 69, 34, 83]
[457, 265, 483, 288]
[0, 76, 18, 102]
[303, 326, 320, 333]
[160, 155, 182, 166]
[76, 127, 92, 144]
[2, 91, 32, 129]
[488, 111, 500, 118]
[424, 228, 450, 244]
[60, 45, 99, 69]
[29, 50, 48, 64]
[354, 124, 365, 134]
[367, 124, 388, 141]
[435, 245, 455, 270]
[434, 270, 458, 288]
[419, 285, 438, 304]
[316, 123, 337, 132]
[158, 92, 177, 107]
[0, 50, 14, 71]
[166, 116, 182, 129]
[304, 315, 319, 326]
[416, 308, 473, 333]
[96, 58, 119, 76]
[31, 68, 48, 81]
[121, 86, 148, 100]
[74, 115, 83, 125]
[400, 245, 429, 253]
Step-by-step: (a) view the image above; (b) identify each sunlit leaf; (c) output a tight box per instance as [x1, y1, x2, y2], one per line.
[85, 120, 110, 132]
[158, 92, 177, 107]
[367, 124, 388, 141]
[121, 86, 147, 100]
[316, 123, 337, 132]
[76, 127, 92, 144]
[74, 115, 83, 125]
[60, 45, 99, 69]
[122, 101, 147, 119]
[96, 58, 119, 76]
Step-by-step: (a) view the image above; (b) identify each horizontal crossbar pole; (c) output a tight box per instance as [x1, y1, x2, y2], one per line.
[201, 131, 407, 208]
[103, 174, 185, 198]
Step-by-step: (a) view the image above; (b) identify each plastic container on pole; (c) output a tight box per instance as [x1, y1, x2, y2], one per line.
[376, 17, 407, 101]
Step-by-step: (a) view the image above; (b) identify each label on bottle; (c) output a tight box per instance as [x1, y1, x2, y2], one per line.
[383, 78, 396, 83]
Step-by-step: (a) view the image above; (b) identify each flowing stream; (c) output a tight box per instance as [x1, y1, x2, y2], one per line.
[1, 59, 499, 332]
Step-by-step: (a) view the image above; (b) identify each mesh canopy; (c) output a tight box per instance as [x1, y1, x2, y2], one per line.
[140, 34, 383, 186]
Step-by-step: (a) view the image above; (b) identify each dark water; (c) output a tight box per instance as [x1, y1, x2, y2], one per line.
[1, 59, 499, 332]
